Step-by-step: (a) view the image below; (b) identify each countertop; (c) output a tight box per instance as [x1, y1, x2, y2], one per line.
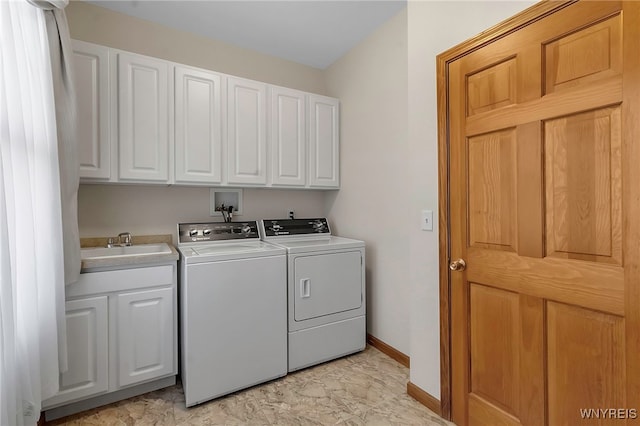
[80, 234, 179, 271]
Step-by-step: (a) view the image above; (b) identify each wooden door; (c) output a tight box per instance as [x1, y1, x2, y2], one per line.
[439, 1, 640, 425]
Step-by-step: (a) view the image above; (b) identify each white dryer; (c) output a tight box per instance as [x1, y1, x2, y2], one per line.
[259, 218, 366, 372]
[177, 221, 287, 407]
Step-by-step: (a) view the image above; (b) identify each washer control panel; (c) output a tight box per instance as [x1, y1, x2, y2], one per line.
[261, 218, 331, 237]
[178, 221, 259, 243]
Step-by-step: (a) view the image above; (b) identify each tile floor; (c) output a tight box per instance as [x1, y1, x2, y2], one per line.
[48, 346, 454, 425]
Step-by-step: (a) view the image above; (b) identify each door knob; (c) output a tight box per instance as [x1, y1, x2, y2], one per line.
[449, 258, 466, 271]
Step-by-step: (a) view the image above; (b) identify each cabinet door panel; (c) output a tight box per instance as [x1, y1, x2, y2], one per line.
[308, 95, 339, 188]
[73, 41, 110, 180]
[227, 77, 267, 185]
[118, 52, 169, 182]
[42, 296, 109, 408]
[117, 287, 174, 387]
[175, 66, 222, 184]
[271, 86, 306, 186]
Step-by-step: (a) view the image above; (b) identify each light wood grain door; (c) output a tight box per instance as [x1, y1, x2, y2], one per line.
[443, 2, 640, 425]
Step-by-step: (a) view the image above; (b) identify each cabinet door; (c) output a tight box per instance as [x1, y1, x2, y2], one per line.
[175, 66, 223, 184]
[308, 95, 339, 188]
[73, 41, 110, 180]
[227, 76, 267, 185]
[42, 296, 109, 408]
[270, 86, 306, 186]
[117, 52, 169, 182]
[116, 287, 174, 388]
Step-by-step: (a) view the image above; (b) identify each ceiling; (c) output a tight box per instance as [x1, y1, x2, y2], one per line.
[86, 0, 408, 69]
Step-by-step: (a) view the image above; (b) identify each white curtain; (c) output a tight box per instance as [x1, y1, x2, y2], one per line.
[32, 0, 80, 289]
[0, 0, 76, 424]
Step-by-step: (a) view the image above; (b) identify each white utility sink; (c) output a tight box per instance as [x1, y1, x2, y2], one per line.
[81, 243, 172, 260]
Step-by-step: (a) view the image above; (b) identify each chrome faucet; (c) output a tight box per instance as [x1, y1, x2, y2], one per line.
[118, 232, 132, 247]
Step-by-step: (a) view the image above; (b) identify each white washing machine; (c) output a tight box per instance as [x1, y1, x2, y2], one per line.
[177, 221, 287, 407]
[259, 218, 366, 372]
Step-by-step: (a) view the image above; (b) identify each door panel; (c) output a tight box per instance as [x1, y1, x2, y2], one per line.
[547, 302, 625, 426]
[117, 287, 174, 387]
[293, 251, 362, 321]
[544, 106, 622, 264]
[117, 52, 169, 182]
[271, 86, 306, 186]
[543, 14, 622, 95]
[226, 76, 267, 185]
[444, 2, 638, 425]
[174, 66, 223, 184]
[468, 129, 517, 252]
[308, 95, 339, 188]
[42, 297, 109, 408]
[466, 57, 517, 117]
[469, 284, 519, 415]
[73, 41, 110, 180]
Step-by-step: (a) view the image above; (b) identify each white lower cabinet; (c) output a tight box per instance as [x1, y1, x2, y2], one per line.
[116, 287, 174, 387]
[43, 297, 109, 407]
[43, 264, 177, 410]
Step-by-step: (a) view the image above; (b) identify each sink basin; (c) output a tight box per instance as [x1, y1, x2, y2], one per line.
[81, 243, 172, 260]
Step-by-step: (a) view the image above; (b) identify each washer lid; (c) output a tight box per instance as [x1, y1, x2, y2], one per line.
[178, 241, 285, 263]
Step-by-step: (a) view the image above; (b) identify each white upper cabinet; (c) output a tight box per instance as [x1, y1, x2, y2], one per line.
[174, 66, 223, 184]
[117, 52, 170, 183]
[226, 76, 267, 185]
[72, 40, 340, 189]
[270, 86, 306, 187]
[73, 41, 110, 180]
[308, 95, 340, 188]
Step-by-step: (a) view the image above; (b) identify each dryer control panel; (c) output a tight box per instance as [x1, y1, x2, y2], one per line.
[260, 218, 331, 237]
[178, 221, 259, 243]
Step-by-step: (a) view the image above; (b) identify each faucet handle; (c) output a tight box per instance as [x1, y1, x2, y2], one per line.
[118, 232, 132, 246]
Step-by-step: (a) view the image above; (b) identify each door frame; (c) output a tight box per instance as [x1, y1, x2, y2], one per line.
[435, 1, 577, 420]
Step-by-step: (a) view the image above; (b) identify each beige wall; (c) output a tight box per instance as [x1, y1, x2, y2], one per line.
[78, 185, 325, 241]
[407, 0, 536, 398]
[68, 1, 329, 240]
[324, 10, 410, 353]
[66, 1, 326, 93]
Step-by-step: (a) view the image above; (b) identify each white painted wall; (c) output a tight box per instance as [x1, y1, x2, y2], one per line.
[78, 185, 325, 241]
[66, 1, 326, 93]
[407, 1, 536, 398]
[324, 9, 410, 353]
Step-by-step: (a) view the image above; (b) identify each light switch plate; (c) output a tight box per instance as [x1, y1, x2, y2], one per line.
[421, 210, 433, 231]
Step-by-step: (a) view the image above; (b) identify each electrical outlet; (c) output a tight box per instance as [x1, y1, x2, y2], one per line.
[288, 210, 295, 219]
